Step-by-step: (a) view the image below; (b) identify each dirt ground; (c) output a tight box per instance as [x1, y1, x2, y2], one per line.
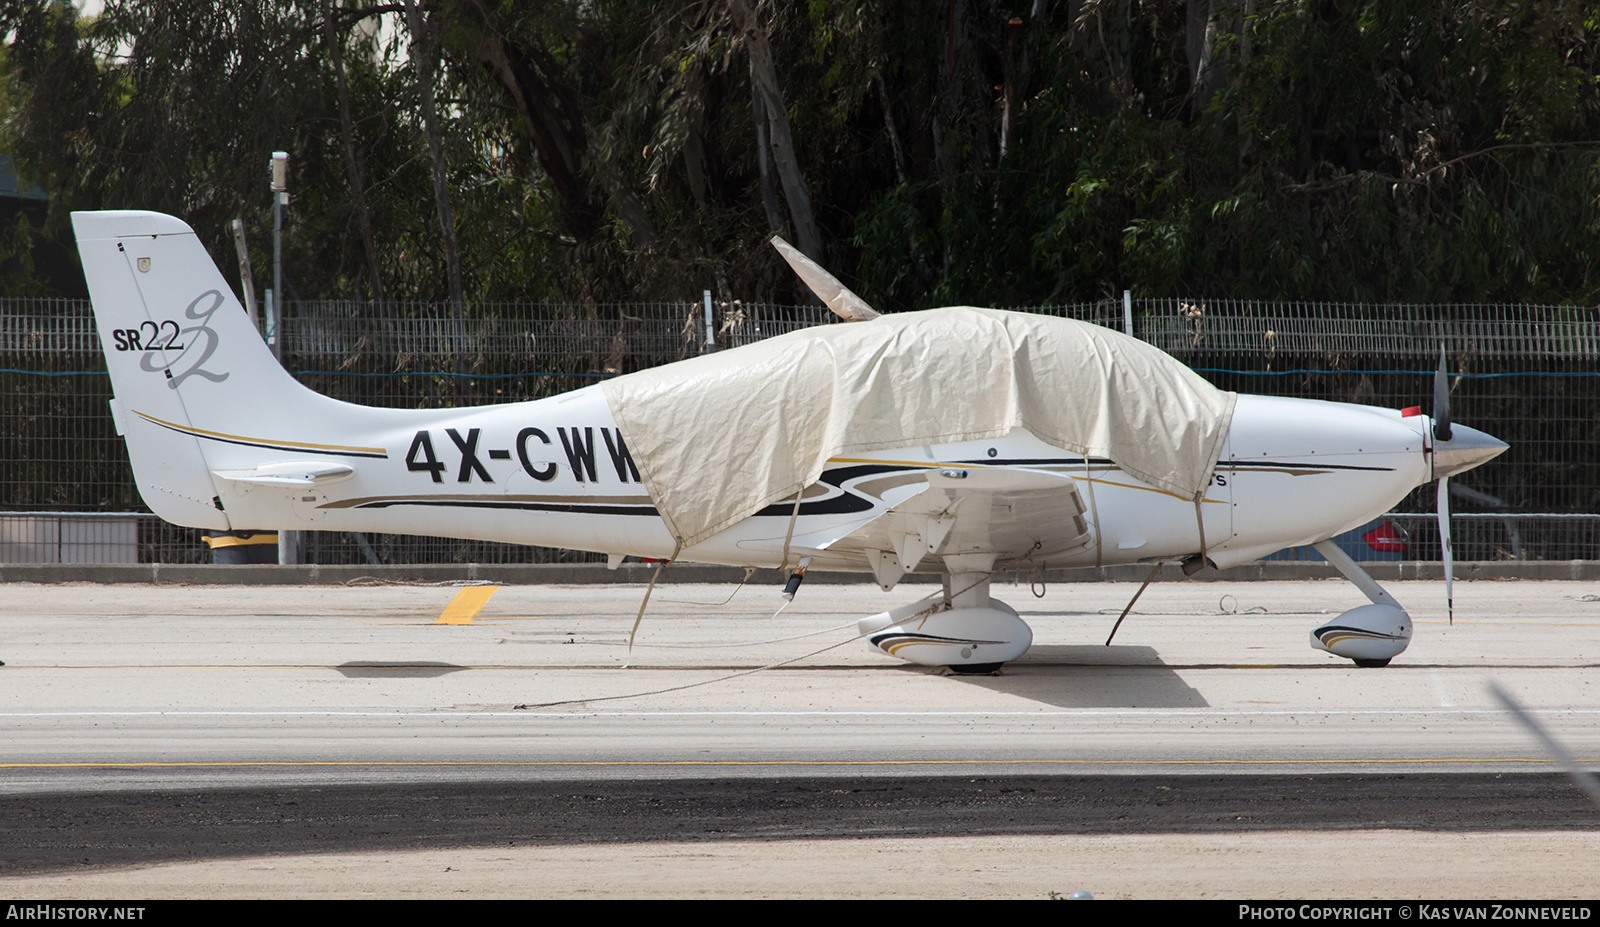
[5, 830, 1598, 899]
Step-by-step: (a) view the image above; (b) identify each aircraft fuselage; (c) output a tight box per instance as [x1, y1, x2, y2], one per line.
[189, 385, 1435, 576]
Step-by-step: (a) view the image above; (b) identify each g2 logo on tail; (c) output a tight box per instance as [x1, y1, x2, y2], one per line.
[111, 290, 230, 388]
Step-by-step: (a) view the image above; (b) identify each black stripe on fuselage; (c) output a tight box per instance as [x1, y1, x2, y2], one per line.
[751, 463, 911, 517]
[337, 455, 1385, 521]
[953, 457, 1110, 467]
[350, 499, 659, 516]
[1224, 459, 1395, 472]
[955, 456, 1394, 473]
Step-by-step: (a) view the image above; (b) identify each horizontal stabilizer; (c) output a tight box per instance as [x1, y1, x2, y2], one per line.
[211, 462, 356, 487]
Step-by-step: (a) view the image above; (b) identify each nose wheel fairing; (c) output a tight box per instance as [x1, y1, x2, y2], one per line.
[1309, 539, 1414, 666]
[1310, 602, 1413, 666]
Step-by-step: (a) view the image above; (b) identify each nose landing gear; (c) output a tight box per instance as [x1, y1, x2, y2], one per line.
[1308, 540, 1413, 667]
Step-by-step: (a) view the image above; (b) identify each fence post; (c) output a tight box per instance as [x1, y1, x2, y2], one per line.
[704, 290, 716, 353]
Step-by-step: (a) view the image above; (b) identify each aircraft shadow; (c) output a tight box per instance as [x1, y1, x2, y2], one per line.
[335, 661, 469, 679]
[941, 644, 1210, 709]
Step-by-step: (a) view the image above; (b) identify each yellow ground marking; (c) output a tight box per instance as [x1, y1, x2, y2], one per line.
[347, 616, 548, 623]
[433, 586, 544, 624]
[437, 586, 499, 625]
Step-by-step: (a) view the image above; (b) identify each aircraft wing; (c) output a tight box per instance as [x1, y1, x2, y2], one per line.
[807, 465, 1091, 590]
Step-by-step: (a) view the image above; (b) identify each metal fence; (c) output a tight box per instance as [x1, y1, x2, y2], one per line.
[3, 296, 1596, 564]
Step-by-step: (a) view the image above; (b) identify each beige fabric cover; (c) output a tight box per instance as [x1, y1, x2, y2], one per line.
[601, 307, 1237, 549]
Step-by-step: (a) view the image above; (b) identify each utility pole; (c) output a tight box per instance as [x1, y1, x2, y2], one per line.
[269, 151, 288, 360]
[270, 150, 301, 566]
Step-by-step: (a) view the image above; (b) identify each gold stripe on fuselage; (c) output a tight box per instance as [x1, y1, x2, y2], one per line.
[133, 410, 388, 457]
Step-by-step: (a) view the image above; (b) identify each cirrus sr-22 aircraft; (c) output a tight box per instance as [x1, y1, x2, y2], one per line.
[73, 210, 1507, 673]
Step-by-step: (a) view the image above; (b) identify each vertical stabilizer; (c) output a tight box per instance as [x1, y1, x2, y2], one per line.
[72, 210, 323, 529]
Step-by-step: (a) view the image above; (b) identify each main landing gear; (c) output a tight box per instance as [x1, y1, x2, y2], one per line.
[853, 543, 1415, 673]
[855, 555, 1031, 674]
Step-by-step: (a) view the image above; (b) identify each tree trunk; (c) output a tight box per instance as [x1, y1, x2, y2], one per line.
[727, 0, 822, 264]
[1187, 0, 1230, 118]
[458, 1, 605, 244]
[751, 56, 786, 235]
[405, 0, 467, 397]
[323, 0, 384, 302]
[932, 0, 966, 278]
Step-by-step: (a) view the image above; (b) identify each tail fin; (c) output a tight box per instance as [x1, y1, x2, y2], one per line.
[72, 210, 331, 529]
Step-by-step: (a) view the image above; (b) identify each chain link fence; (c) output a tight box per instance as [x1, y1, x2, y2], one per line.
[3, 296, 1595, 564]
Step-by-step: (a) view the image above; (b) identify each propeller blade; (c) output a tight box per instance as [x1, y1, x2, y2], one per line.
[770, 235, 881, 322]
[1433, 345, 1453, 443]
[1438, 476, 1454, 625]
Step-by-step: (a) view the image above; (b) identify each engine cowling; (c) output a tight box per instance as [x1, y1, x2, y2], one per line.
[1311, 603, 1413, 667]
[858, 598, 1033, 671]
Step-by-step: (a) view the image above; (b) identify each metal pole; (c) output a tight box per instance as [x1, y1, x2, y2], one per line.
[263, 290, 275, 352]
[270, 151, 299, 566]
[1123, 289, 1133, 338]
[271, 151, 287, 362]
[704, 289, 715, 353]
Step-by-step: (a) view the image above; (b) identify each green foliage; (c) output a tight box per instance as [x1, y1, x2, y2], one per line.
[0, 0, 1595, 306]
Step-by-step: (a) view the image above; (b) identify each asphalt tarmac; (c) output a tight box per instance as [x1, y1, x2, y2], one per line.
[2, 577, 1599, 897]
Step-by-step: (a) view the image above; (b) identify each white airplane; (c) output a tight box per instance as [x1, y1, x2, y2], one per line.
[73, 210, 1507, 672]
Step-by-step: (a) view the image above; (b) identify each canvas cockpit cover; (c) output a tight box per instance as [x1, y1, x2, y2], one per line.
[600, 307, 1237, 550]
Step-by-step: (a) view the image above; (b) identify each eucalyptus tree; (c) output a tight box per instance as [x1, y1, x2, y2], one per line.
[0, 0, 422, 299]
[2, 0, 1597, 309]
[850, 0, 1600, 307]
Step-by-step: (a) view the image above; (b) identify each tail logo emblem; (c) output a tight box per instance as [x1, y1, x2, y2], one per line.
[132, 290, 230, 388]
[137, 257, 151, 273]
